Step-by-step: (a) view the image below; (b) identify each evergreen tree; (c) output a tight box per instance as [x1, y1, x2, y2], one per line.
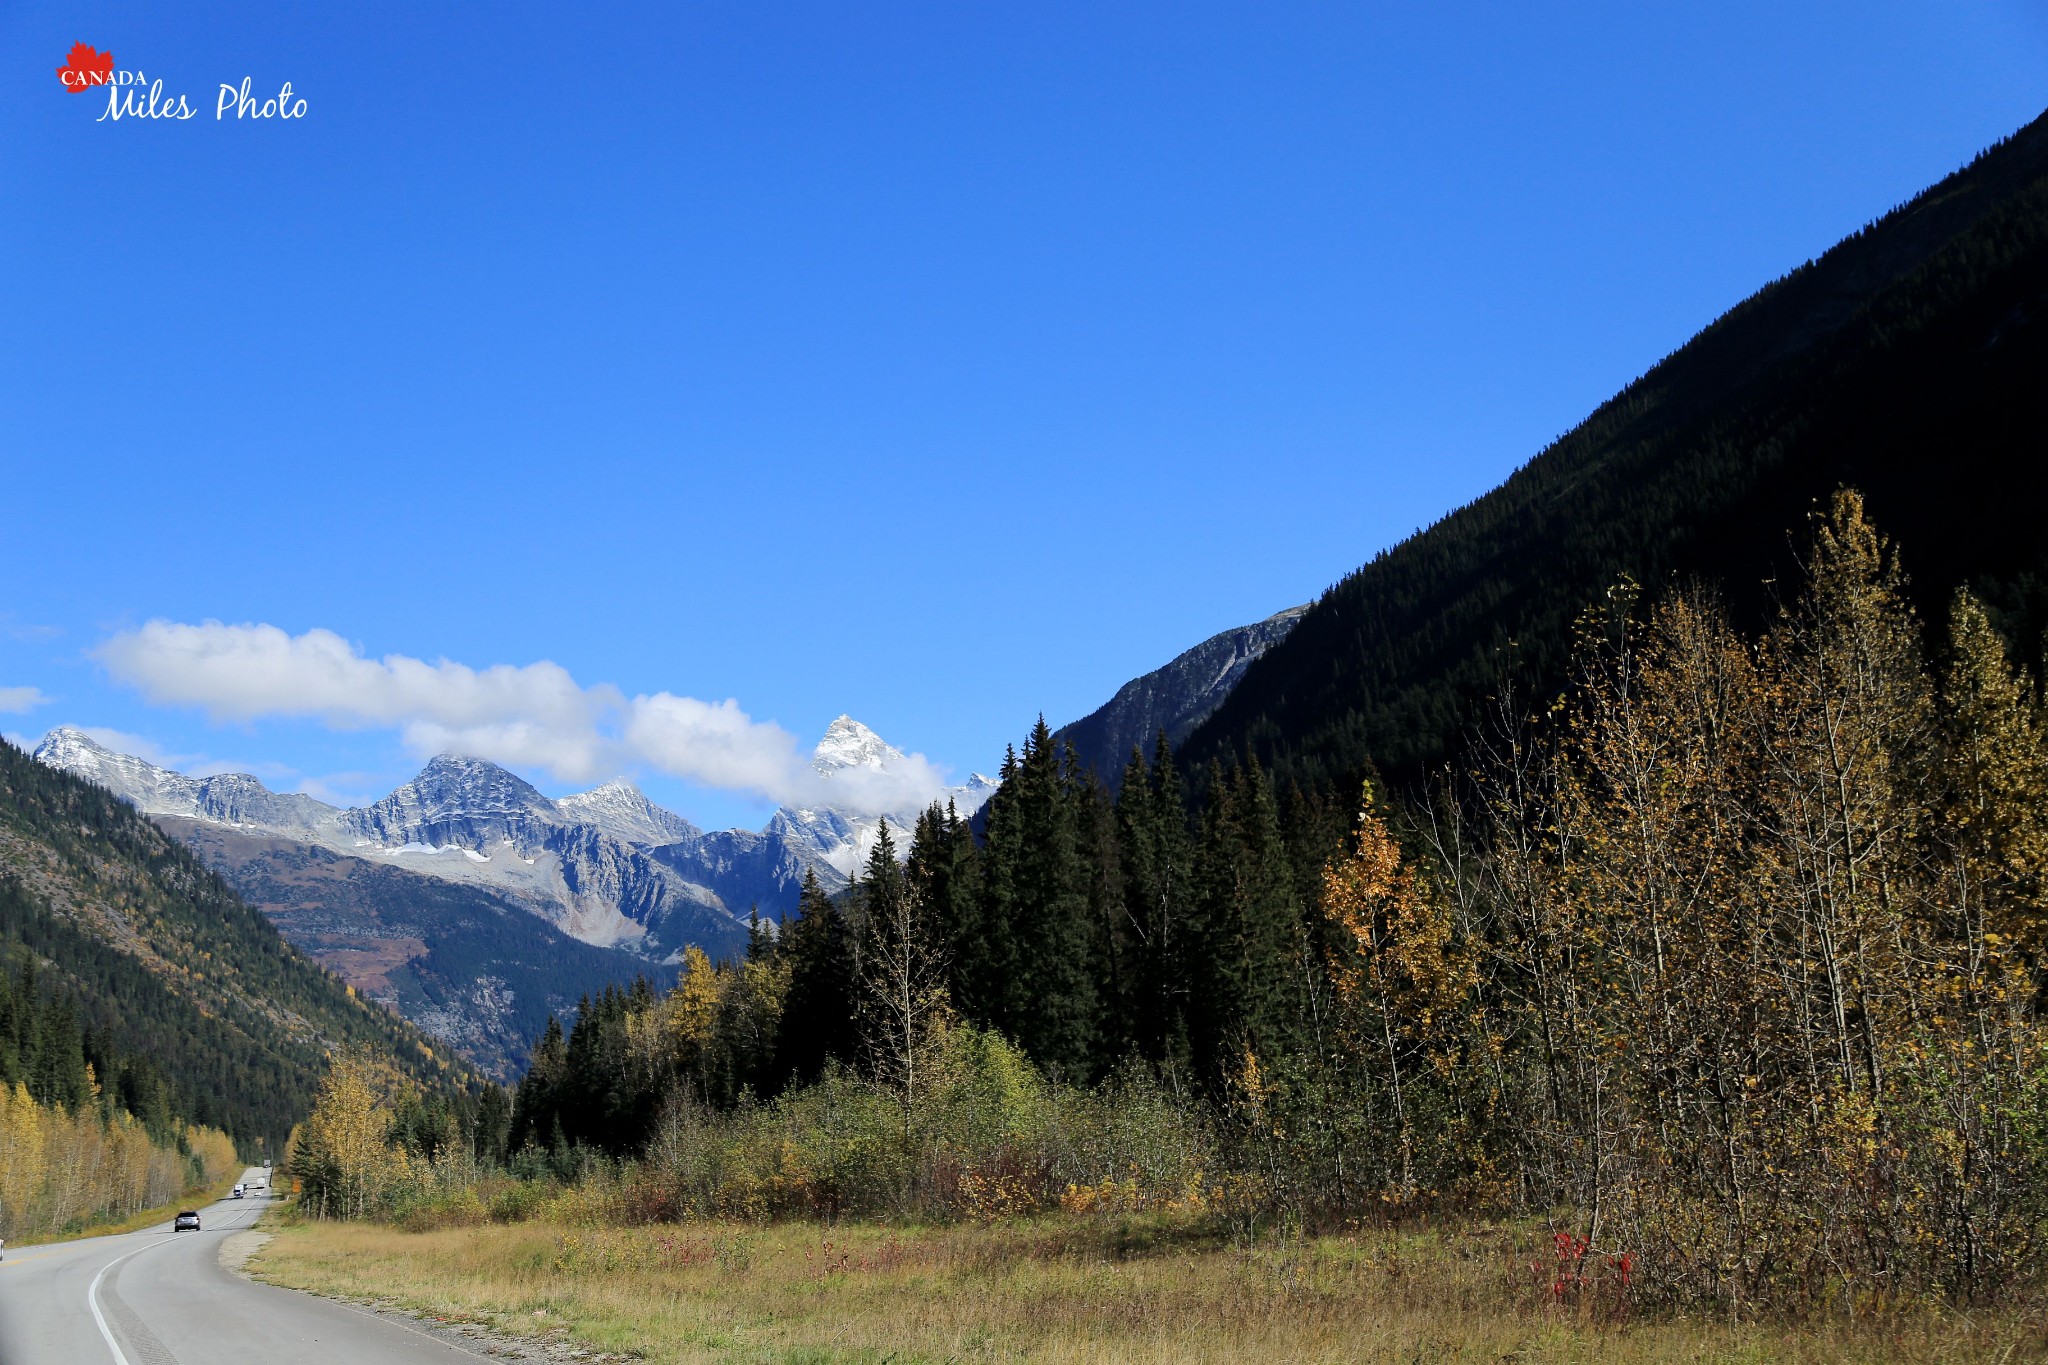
[773, 869, 854, 1088]
[1116, 732, 1196, 1069]
[1000, 720, 1097, 1078]
[473, 1081, 513, 1164]
[965, 744, 1025, 1036]
[511, 1014, 567, 1153]
[1189, 758, 1302, 1083]
[910, 800, 983, 1020]
[746, 908, 776, 963]
[30, 993, 90, 1110]
[1073, 756, 1129, 1074]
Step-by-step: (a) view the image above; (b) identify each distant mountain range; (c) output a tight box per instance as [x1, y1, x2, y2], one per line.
[36, 717, 991, 949]
[33, 718, 994, 1073]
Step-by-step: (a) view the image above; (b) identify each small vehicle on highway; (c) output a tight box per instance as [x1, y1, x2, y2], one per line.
[173, 1210, 202, 1232]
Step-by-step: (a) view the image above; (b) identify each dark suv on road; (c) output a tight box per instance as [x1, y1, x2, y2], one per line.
[173, 1211, 201, 1232]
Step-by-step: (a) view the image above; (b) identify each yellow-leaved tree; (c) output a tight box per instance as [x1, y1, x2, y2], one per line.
[290, 1051, 402, 1219]
[1321, 785, 1478, 1202]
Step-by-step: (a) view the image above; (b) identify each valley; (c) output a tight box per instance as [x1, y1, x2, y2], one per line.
[28, 717, 1005, 1072]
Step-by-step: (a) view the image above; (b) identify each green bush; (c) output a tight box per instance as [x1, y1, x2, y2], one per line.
[626, 1024, 1209, 1223]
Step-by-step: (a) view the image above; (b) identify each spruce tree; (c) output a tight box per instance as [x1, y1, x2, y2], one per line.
[1117, 732, 1196, 1069]
[474, 1081, 513, 1165]
[1189, 758, 1301, 1084]
[1003, 719, 1097, 1079]
[970, 744, 1025, 1037]
[512, 1014, 567, 1153]
[910, 800, 983, 1019]
[1073, 755, 1129, 1073]
[774, 868, 855, 1088]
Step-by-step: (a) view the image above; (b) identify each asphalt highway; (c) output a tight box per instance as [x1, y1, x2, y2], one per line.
[0, 1169, 482, 1364]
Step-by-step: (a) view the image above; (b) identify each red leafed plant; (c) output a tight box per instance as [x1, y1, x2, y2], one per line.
[56, 43, 114, 92]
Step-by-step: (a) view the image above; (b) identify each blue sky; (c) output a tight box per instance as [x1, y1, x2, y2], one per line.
[3, 2, 2044, 829]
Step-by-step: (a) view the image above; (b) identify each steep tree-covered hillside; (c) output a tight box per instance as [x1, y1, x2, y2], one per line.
[0, 738, 465, 1148]
[1184, 106, 2048, 793]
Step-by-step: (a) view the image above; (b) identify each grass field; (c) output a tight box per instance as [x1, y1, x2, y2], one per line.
[249, 1213, 2048, 1363]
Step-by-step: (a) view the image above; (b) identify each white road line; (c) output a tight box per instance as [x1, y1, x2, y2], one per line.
[87, 1244, 152, 1365]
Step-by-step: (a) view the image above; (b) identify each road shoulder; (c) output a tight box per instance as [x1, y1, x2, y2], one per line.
[243, 1221, 630, 1363]
[219, 1228, 273, 1276]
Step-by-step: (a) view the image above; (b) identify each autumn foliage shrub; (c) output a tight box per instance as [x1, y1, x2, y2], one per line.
[626, 1023, 1208, 1223]
[1221, 492, 2048, 1313]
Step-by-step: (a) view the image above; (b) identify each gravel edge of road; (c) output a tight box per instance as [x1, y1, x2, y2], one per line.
[217, 1229, 273, 1276]
[226, 1223, 641, 1364]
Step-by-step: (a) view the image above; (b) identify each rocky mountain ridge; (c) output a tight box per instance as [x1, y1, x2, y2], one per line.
[1052, 605, 1311, 787]
[33, 717, 994, 954]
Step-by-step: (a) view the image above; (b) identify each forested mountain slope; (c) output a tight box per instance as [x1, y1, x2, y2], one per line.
[0, 737, 462, 1148]
[1184, 106, 2048, 793]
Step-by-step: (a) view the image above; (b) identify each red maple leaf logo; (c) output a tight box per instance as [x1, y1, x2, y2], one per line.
[56, 42, 114, 93]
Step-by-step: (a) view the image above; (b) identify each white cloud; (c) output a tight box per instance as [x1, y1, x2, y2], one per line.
[0, 686, 49, 714]
[622, 694, 809, 798]
[95, 620, 954, 816]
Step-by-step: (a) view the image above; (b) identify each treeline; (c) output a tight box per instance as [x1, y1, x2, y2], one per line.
[0, 949, 240, 1240]
[506, 735, 1351, 1158]
[311, 492, 2048, 1313]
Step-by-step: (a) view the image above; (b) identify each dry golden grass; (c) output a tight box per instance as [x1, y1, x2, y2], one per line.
[250, 1212, 2048, 1364]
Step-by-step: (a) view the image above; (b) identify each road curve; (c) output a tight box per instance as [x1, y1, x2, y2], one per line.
[0, 1169, 481, 1365]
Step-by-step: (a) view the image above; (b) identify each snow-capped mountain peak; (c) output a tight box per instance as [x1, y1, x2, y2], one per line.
[32, 717, 990, 947]
[378, 754, 554, 821]
[32, 726, 202, 815]
[33, 724, 103, 765]
[31, 726, 340, 834]
[557, 778, 701, 848]
[342, 754, 561, 853]
[812, 715, 904, 773]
